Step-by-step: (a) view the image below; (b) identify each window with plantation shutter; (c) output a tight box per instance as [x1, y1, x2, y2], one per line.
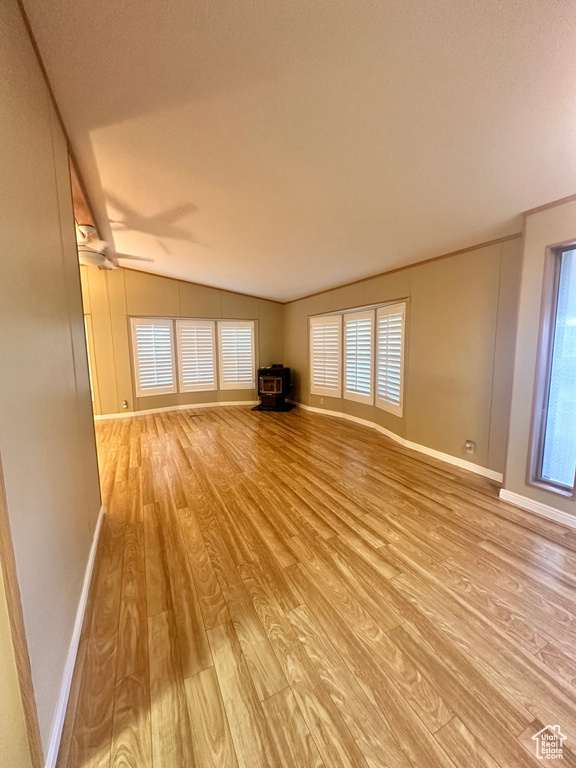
[310, 315, 342, 397]
[344, 310, 374, 404]
[376, 303, 406, 416]
[217, 321, 255, 390]
[131, 318, 176, 397]
[176, 320, 216, 392]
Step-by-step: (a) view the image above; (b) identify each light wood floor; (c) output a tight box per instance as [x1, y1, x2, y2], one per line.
[58, 406, 576, 768]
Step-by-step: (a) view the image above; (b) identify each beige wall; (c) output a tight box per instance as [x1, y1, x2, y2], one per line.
[283, 238, 522, 474]
[81, 267, 284, 414]
[0, 0, 102, 754]
[0, 566, 33, 768]
[505, 200, 576, 515]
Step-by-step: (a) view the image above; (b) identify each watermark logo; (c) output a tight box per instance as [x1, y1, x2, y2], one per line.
[532, 725, 566, 760]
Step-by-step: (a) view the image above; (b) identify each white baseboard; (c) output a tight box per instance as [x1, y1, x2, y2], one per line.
[94, 400, 259, 420]
[499, 489, 576, 530]
[291, 401, 503, 483]
[44, 505, 105, 768]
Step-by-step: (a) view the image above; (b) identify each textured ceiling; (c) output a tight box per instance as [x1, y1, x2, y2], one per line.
[22, 0, 576, 301]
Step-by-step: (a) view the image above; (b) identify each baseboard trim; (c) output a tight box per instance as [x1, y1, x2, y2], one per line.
[44, 505, 104, 768]
[291, 401, 503, 483]
[93, 400, 259, 420]
[499, 489, 576, 529]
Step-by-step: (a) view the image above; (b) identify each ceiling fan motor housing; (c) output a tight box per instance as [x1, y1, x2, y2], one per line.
[78, 243, 110, 268]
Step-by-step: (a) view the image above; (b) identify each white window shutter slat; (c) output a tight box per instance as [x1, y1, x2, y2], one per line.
[344, 311, 374, 404]
[309, 315, 342, 397]
[131, 318, 176, 397]
[176, 320, 217, 392]
[376, 303, 406, 416]
[218, 321, 256, 390]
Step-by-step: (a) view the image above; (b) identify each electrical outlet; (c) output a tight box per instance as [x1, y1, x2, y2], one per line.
[465, 440, 475, 454]
[122, 399, 129, 410]
[320, 397, 324, 406]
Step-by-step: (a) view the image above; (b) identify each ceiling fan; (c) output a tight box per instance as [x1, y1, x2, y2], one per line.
[76, 224, 154, 270]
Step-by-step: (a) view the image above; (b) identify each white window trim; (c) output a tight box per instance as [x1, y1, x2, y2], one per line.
[376, 302, 406, 417]
[529, 245, 576, 498]
[131, 317, 177, 398]
[176, 319, 217, 393]
[217, 320, 256, 390]
[343, 309, 375, 405]
[84, 315, 98, 406]
[309, 314, 343, 398]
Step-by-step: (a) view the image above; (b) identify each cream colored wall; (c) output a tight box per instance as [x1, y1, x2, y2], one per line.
[0, 0, 102, 753]
[283, 238, 522, 474]
[0, 567, 33, 768]
[81, 267, 284, 414]
[505, 200, 576, 515]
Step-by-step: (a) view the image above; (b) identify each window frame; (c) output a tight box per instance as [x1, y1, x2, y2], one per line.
[528, 244, 576, 498]
[375, 302, 406, 417]
[83, 314, 99, 408]
[309, 314, 343, 398]
[130, 317, 177, 398]
[217, 320, 256, 391]
[175, 319, 217, 393]
[343, 310, 375, 405]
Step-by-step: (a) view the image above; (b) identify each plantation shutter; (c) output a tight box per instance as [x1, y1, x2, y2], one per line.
[344, 310, 374, 404]
[218, 321, 255, 390]
[376, 303, 406, 416]
[176, 320, 216, 392]
[309, 315, 342, 397]
[131, 318, 176, 397]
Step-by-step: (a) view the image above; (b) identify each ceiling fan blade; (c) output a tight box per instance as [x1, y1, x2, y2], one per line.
[115, 253, 154, 263]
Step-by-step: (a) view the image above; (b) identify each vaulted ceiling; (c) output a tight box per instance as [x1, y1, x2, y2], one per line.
[23, 0, 576, 301]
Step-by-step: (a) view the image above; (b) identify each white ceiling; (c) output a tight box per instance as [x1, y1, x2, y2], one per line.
[23, 0, 576, 301]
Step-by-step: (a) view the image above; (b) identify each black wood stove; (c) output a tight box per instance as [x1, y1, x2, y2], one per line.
[252, 364, 295, 411]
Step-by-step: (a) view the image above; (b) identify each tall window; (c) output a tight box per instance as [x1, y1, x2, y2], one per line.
[176, 320, 216, 392]
[309, 302, 406, 415]
[131, 318, 176, 397]
[131, 318, 255, 397]
[218, 321, 256, 390]
[532, 247, 576, 494]
[344, 311, 374, 404]
[376, 303, 405, 416]
[310, 315, 342, 397]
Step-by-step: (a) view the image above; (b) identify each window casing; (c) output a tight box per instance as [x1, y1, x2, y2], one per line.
[310, 315, 342, 397]
[376, 303, 406, 417]
[530, 246, 576, 497]
[176, 319, 217, 392]
[344, 311, 374, 404]
[84, 315, 97, 404]
[131, 317, 256, 397]
[131, 318, 177, 397]
[218, 321, 256, 390]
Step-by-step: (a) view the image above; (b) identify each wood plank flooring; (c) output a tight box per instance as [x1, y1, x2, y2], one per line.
[57, 406, 576, 767]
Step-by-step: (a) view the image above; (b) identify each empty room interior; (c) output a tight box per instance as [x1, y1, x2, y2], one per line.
[4, 1, 576, 766]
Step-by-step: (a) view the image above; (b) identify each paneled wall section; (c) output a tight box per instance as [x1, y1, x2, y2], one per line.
[283, 238, 522, 475]
[81, 268, 284, 414]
